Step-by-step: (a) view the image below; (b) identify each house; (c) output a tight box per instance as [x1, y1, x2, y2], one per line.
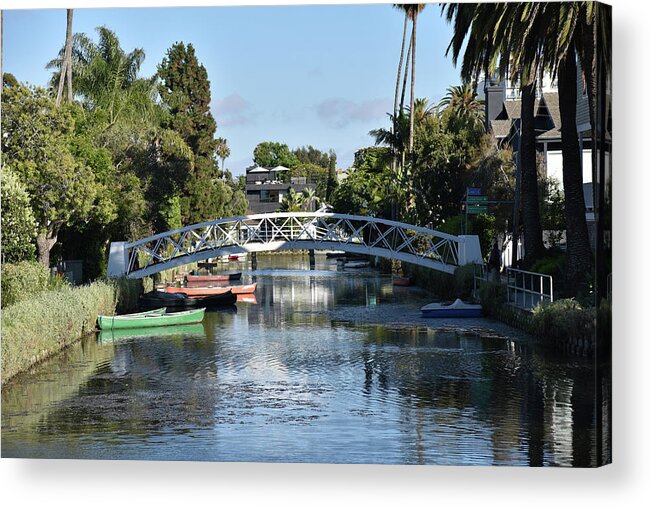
[244, 165, 315, 213]
[481, 69, 597, 258]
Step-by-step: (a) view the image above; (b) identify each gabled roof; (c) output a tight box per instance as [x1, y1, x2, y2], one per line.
[536, 92, 562, 140]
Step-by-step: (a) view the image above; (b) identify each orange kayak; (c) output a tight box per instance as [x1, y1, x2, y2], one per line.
[165, 283, 257, 297]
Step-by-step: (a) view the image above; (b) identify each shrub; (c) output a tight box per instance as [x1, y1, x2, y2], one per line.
[1, 281, 117, 381]
[109, 277, 142, 313]
[1, 261, 51, 307]
[531, 298, 595, 343]
[531, 249, 566, 277]
[478, 281, 507, 316]
[453, 264, 475, 299]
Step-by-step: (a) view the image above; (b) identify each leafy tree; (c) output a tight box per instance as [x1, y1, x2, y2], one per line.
[292, 145, 330, 168]
[1, 167, 37, 262]
[158, 42, 216, 157]
[1, 82, 101, 267]
[47, 26, 158, 151]
[253, 141, 299, 169]
[158, 42, 239, 223]
[289, 163, 329, 200]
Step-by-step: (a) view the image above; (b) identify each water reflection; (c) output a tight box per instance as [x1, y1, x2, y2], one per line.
[2, 254, 601, 465]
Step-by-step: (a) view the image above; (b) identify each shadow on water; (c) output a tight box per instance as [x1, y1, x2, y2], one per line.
[2, 254, 602, 465]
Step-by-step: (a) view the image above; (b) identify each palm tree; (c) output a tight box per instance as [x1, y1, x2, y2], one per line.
[278, 188, 304, 212]
[437, 84, 485, 130]
[443, 2, 547, 267]
[55, 9, 74, 106]
[216, 137, 230, 173]
[301, 187, 321, 211]
[47, 27, 154, 128]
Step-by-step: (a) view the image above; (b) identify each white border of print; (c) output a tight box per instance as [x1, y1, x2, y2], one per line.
[1, 1, 650, 506]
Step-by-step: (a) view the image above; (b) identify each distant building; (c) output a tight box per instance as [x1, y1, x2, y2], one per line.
[245, 165, 315, 213]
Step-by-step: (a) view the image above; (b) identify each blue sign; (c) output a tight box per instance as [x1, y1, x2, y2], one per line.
[467, 187, 481, 196]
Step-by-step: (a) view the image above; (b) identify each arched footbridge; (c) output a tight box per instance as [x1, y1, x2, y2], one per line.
[107, 212, 483, 279]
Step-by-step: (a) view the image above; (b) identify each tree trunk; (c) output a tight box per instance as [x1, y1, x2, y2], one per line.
[519, 79, 545, 267]
[36, 229, 58, 268]
[408, 13, 417, 152]
[390, 11, 409, 205]
[558, 45, 593, 293]
[399, 37, 412, 116]
[394, 11, 409, 120]
[56, 9, 73, 106]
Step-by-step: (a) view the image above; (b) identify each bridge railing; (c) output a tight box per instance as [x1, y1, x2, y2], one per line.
[110, 212, 483, 278]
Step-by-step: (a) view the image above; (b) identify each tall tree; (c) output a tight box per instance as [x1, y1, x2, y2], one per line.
[1, 82, 101, 267]
[253, 141, 299, 168]
[443, 2, 546, 266]
[55, 9, 74, 106]
[407, 4, 425, 152]
[158, 42, 224, 224]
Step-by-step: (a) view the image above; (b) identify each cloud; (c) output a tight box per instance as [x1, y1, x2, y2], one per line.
[315, 97, 392, 128]
[213, 94, 258, 127]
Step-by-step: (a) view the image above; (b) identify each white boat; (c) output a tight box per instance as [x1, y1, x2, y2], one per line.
[420, 298, 482, 318]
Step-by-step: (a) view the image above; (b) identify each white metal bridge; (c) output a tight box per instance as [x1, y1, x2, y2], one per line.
[107, 212, 483, 279]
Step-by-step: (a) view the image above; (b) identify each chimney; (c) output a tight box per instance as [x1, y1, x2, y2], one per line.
[484, 76, 506, 132]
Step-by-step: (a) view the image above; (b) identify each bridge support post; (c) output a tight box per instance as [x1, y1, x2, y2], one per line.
[107, 241, 128, 278]
[251, 252, 257, 270]
[309, 249, 315, 270]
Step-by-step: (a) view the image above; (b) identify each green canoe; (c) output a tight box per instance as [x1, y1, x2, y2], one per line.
[97, 308, 205, 330]
[98, 323, 205, 342]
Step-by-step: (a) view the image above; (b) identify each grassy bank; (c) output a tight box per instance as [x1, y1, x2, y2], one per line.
[1, 278, 141, 383]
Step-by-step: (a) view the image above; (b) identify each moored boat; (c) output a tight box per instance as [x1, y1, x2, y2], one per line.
[420, 299, 482, 318]
[165, 283, 257, 296]
[140, 290, 237, 308]
[97, 308, 205, 330]
[186, 272, 242, 285]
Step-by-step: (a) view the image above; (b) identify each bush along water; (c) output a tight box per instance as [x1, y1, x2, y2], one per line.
[478, 280, 596, 356]
[1, 277, 142, 382]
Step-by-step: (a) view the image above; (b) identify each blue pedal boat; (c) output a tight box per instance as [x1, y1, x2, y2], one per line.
[420, 298, 482, 318]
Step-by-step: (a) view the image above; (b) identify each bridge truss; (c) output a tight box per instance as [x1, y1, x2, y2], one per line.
[107, 212, 483, 278]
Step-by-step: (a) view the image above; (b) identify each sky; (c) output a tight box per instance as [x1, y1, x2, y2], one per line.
[2, 3, 462, 175]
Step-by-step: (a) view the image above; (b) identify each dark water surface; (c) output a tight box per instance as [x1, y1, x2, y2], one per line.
[2, 255, 600, 465]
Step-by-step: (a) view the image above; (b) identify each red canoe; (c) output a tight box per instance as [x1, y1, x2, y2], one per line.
[165, 283, 257, 297]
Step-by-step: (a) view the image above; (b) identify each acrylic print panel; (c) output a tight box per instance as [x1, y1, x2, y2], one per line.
[0, 1, 611, 466]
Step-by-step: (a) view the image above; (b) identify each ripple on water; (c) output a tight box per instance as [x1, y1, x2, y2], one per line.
[1, 256, 599, 466]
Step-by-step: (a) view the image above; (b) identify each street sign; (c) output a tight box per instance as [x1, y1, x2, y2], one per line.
[467, 187, 482, 196]
[467, 205, 488, 214]
[467, 195, 488, 203]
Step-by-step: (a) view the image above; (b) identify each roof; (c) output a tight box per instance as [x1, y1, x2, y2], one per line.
[247, 166, 269, 173]
[537, 92, 562, 140]
[270, 165, 290, 172]
[490, 119, 513, 138]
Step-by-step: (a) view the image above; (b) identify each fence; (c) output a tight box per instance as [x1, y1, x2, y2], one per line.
[506, 267, 554, 310]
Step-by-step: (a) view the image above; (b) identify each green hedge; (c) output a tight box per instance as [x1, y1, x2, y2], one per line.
[531, 299, 595, 345]
[1, 261, 53, 308]
[1, 278, 141, 382]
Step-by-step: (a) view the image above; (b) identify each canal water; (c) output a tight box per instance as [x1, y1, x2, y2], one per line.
[2, 255, 600, 466]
